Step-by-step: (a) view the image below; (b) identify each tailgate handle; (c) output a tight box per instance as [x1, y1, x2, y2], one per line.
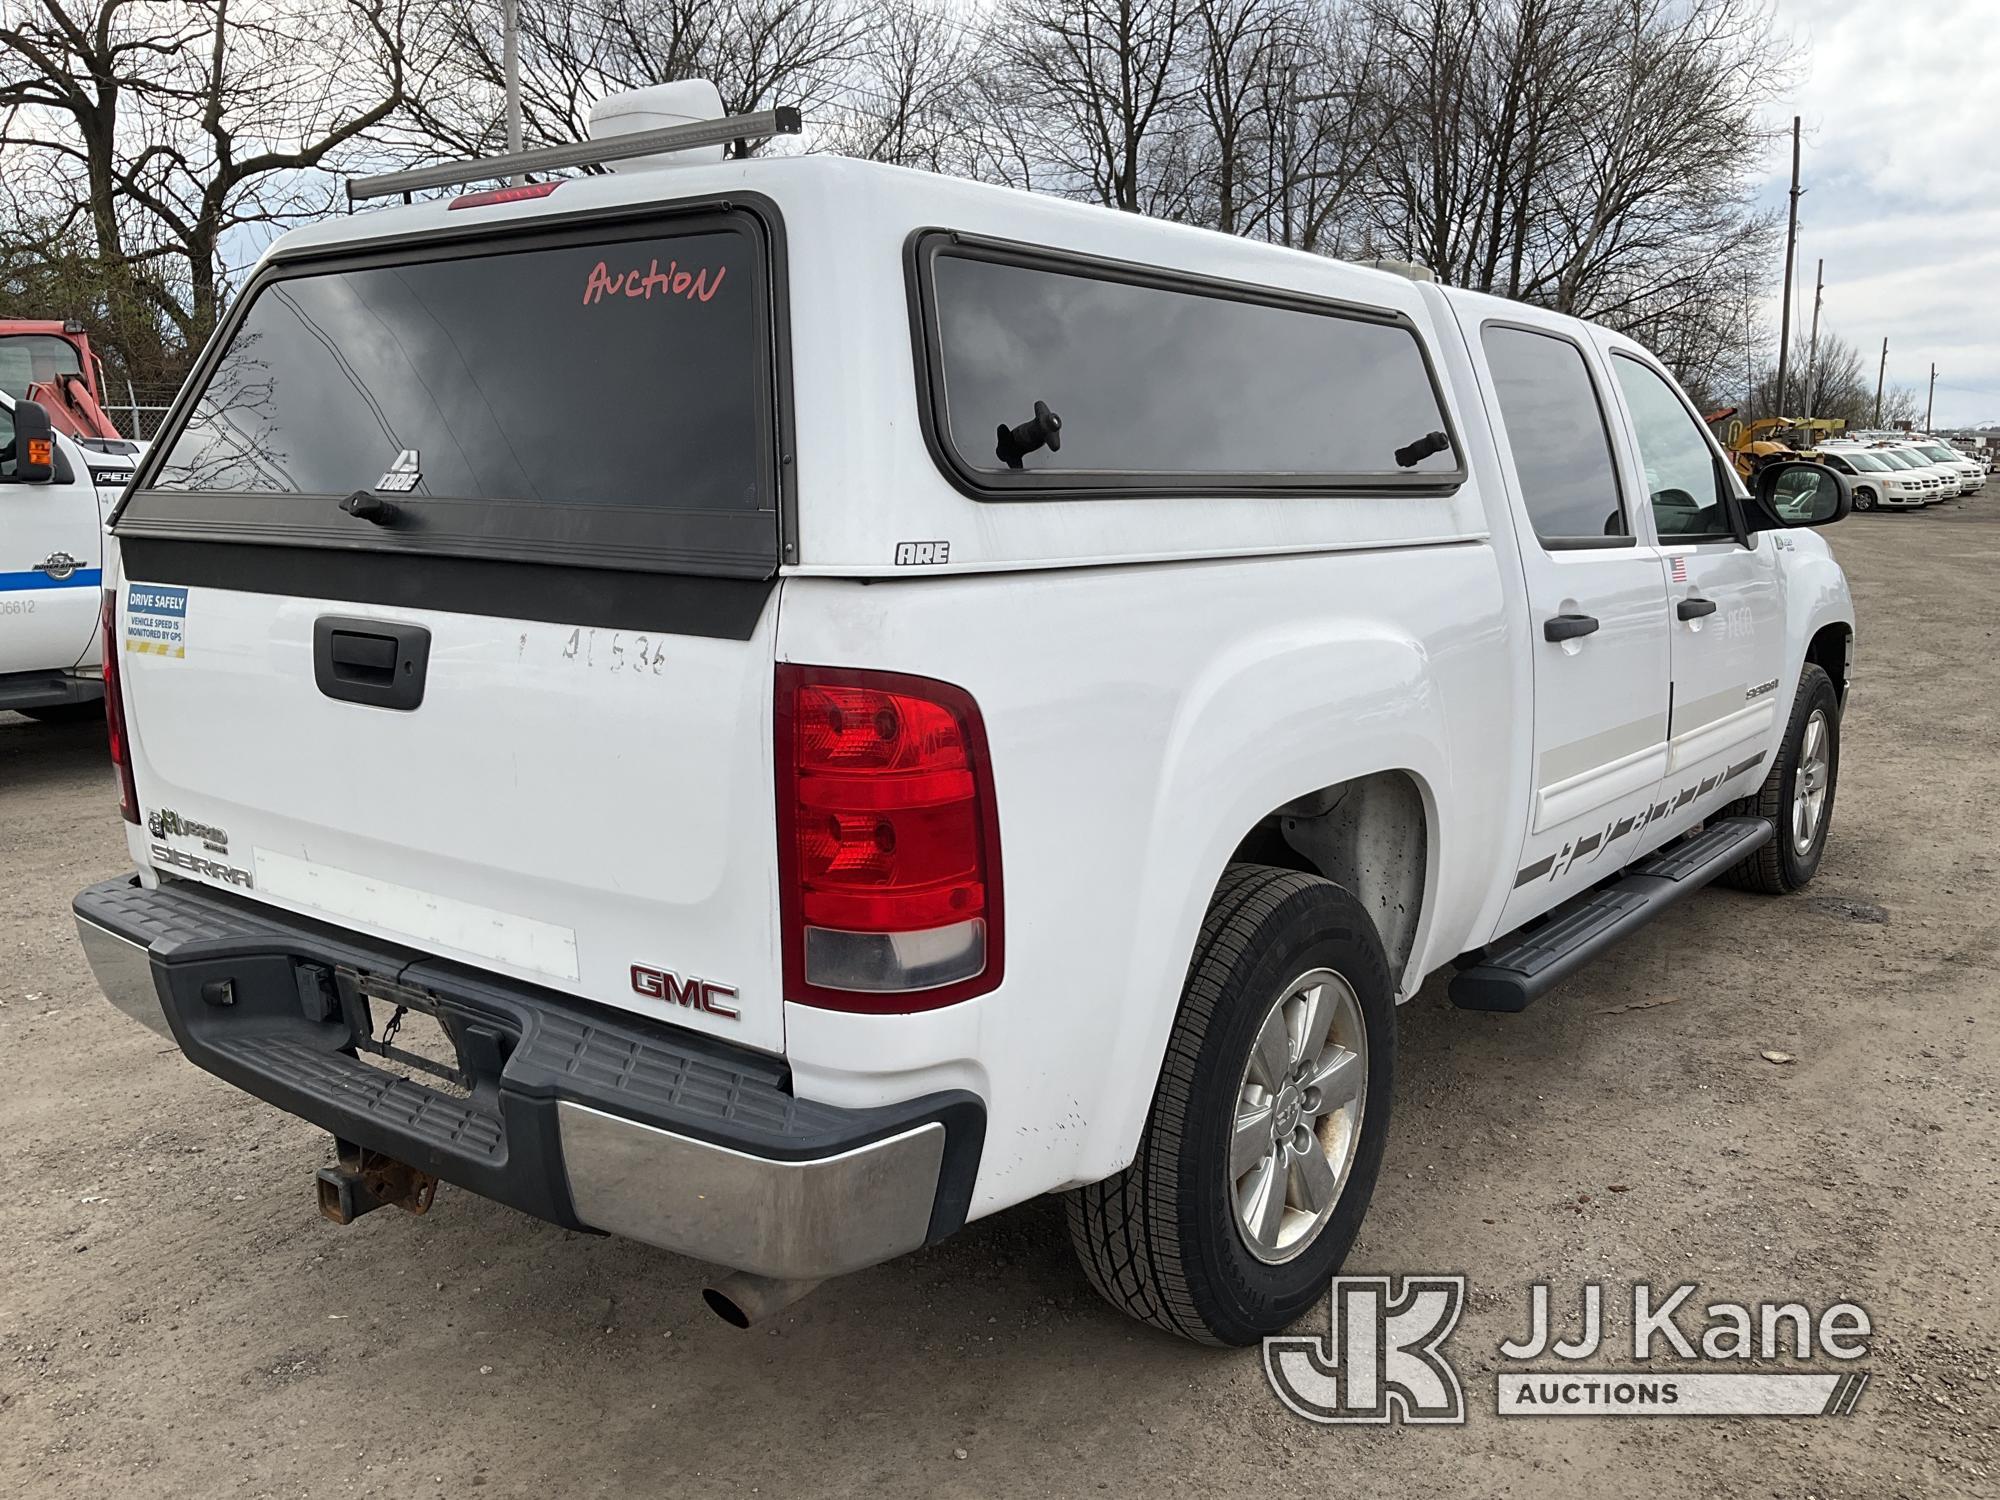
[313, 616, 431, 711]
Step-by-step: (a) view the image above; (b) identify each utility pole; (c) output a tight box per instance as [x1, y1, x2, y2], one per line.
[1803, 258, 1823, 421]
[1927, 364, 1937, 434]
[1775, 117, 1802, 416]
[1874, 338, 1888, 428]
[1743, 269, 1754, 406]
[504, 0, 523, 185]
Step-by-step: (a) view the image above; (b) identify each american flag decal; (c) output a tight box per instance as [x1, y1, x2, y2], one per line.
[1670, 555, 1688, 583]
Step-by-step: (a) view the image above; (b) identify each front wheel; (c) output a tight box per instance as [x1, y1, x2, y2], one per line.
[1066, 865, 1395, 1345]
[1852, 487, 1876, 512]
[1722, 663, 1840, 893]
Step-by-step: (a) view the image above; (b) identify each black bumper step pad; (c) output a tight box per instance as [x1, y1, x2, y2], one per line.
[75, 876, 986, 1241]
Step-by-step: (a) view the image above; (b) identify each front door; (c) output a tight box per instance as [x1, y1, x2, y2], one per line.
[1461, 313, 1673, 931]
[0, 408, 103, 676]
[1599, 345, 1787, 843]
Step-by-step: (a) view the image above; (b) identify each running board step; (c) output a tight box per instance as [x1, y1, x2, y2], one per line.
[1450, 817, 1774, 1013]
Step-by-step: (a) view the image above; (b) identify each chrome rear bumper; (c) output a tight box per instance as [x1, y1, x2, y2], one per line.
[558, 1103, 946, 1279]
[76, 914, 173, 1038]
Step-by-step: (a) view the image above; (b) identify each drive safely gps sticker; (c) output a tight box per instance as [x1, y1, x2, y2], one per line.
[126, 583, 188, 658]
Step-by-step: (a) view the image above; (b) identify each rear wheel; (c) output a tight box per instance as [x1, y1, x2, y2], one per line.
[1721, 664, 1839, 893]
[1066, 865, 1395, 1345]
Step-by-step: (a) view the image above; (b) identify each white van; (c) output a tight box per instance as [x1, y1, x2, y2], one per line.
[1909, 438, 1985, 493]
[1817, 444, 1928, 510]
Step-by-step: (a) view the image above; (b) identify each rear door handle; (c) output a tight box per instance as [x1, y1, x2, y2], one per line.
[313, 616, 431, 710]
[1543, 613, 1600, 643]
[1677, 597, 1718, 621]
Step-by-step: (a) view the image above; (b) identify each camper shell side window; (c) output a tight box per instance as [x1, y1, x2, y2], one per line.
[906, 230, 1467, 501]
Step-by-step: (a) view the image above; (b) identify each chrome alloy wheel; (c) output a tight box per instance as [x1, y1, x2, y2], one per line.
[1793, 708, 1832, 856]
[1230, 968, 1367, 1263]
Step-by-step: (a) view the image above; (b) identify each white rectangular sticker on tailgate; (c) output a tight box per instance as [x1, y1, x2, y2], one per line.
[252, 849, 580, 981]
[126, 583, 188, 658]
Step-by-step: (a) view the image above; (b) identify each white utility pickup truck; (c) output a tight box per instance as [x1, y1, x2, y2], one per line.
[1, 392, 135, 719]
[74, 85, 1856, 1346]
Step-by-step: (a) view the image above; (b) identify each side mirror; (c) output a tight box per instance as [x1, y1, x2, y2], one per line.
[6, 399, 57, 484]
[1751, 459, 1848, 530]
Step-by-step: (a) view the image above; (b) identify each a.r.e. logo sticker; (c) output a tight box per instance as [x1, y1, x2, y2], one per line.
[125, 583, 188, 659]
[377, 449, 422, 492]
[894, 540, 950, 566]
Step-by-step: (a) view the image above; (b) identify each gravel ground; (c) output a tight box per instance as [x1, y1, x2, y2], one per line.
[3, 503, 1996, 1498]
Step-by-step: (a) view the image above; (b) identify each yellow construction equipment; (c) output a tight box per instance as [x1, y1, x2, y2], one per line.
[1706, 412, 1846, 482]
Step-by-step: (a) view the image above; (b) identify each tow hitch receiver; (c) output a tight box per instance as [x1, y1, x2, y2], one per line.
[315, 1137, 439, 1225]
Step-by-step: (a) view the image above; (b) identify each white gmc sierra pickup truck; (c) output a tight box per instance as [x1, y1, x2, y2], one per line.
[74, 90, 1855, 1346]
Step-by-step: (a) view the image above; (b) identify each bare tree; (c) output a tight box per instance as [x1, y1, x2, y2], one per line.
[408, 0, 863, 156]
[820, 0, 971, 170]
[0, 0, 433, 369]
[1178, 0, 1284, 233]
[986, 0, 1194, 214]
[0, 0, 1799, 408]
[1747, 330, 1923, 429]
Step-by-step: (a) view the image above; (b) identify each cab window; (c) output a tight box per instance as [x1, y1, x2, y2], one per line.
[1481, 324, 1627, 546]
[0, 334, 84, 402]
[1611, 355, 1735, 541]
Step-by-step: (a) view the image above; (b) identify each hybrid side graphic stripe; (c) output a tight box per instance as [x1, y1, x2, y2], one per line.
[1724, 752, 1767, 782]
[1511, 752, 1772, 886]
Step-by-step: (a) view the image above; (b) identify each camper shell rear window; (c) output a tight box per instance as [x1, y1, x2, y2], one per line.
[908, 230, 1465, 499]
[122, 204, 785, 580]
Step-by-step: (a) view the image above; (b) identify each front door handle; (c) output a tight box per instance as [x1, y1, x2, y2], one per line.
[1677, 597, 1718, 621]
[1543, 613, 1600, 643]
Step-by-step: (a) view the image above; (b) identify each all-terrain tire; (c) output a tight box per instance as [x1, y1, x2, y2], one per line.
[1720, 663, 1840, 893]
[1066, 864, 1396, 1345]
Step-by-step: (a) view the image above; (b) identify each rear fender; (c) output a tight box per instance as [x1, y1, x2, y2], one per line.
[1083, 620, 1449, 1183]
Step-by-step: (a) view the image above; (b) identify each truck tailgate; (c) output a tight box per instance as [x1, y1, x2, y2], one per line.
[118, 575, 785, 1052]
[108, 206, 791, 1052]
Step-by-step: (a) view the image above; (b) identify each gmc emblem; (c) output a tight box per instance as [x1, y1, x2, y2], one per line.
[630, 963, 741, 1020]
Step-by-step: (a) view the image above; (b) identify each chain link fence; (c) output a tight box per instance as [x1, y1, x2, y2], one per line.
[102, 384, 183, 442]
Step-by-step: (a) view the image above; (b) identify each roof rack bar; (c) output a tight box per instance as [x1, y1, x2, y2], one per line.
[346, 106, 801, 205]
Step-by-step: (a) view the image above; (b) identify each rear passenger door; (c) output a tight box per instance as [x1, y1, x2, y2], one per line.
[1599, 346, 1787, 841]
[1466, 316, 1671, 930]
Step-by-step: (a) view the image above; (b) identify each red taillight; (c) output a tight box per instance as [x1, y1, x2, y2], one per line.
[776, 665, 1002, 1012]
[100, 590, 138, 824]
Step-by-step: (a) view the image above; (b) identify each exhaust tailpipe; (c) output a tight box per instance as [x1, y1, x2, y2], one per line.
[702, 1271, 824, 1328]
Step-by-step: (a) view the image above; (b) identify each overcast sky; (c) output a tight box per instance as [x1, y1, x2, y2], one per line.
[1760, 0, 2000, 427]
